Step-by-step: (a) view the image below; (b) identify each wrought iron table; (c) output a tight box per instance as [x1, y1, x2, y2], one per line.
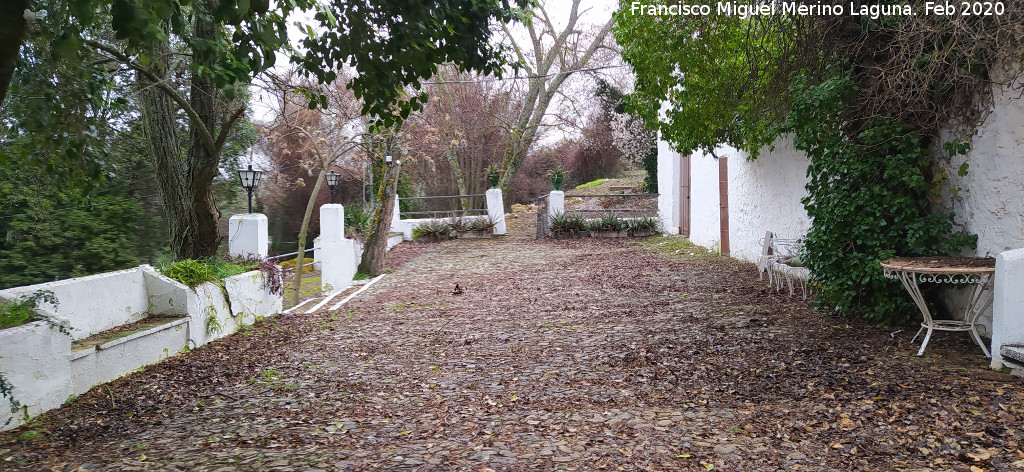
[881, 257, 996, 357]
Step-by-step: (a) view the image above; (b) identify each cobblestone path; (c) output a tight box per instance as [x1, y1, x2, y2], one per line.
[2, 217, 1022, 471]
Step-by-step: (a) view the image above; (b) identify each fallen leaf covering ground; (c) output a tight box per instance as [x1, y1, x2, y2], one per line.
[1, 211, 1022, 472]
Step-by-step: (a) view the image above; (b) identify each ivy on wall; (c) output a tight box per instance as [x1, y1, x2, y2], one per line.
[788, 74, 976, 323]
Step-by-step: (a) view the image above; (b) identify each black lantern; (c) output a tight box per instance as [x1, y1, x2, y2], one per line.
[237, 164, 263, 213]
[325, 170, 340, 204]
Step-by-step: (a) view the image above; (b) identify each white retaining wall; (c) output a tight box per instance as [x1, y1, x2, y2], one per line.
[0, 266, 281, 431]
[0, 267, 154, 340]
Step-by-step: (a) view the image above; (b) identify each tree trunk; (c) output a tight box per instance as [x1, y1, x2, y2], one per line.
[444, 144, 470, 211]
[289, 168, 326, 307]
[179, 1, 224, 259]
[138, 34, 193, 261]
[358, 160, 401, 276]
[0, 0, 28, 107]
[138, 4, 231, 261]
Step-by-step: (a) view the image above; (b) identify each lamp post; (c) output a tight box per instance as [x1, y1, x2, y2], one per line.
[237, 165, 263, 213]
[325, 170, 340, 204]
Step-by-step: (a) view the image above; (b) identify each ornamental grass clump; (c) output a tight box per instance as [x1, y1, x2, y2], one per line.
[160, 257, 259, 287]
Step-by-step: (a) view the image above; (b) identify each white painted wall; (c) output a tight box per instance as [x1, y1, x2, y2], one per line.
[656, 137, 811, 262]
[938, 82, 1024, 257]
[656, 137, 681, 235]
[0, 268, 150, 340]
[69, 318, 188, 396]
[991, 248, 1024, 369]
[228, 214, 269, 259]
[0, 321, 71, 429]
[225, 271, 283, 325]
[688, 149, 723, 251]
[486, 188, 507, 235]
[729, 138, 812, 262]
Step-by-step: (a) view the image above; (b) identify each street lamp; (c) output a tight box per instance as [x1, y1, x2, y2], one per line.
[237, 164, 263, 213]
[325, 170, 340, 204]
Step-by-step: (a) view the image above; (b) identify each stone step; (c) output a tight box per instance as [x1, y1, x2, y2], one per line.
[1001, 344, 1024, 365]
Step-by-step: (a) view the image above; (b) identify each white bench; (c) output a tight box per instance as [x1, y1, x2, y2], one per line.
[758, 231, 812, 300]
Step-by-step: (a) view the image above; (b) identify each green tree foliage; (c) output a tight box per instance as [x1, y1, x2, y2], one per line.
[789, 74, 976, 323]
[0, 159, 141, 289]
[613, 0, 802, 158]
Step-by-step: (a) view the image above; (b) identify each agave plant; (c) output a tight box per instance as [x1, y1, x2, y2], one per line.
[599, 213, 625, 232]
[412, 219, 451, 241]
[627, 216, 660, 236]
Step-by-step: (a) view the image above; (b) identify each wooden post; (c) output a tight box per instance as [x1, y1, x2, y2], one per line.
[718, 156, 730, 256]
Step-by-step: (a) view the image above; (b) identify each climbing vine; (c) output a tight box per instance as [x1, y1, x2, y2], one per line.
[788, 74, 976, 323]
[615, 0, 1021, 322]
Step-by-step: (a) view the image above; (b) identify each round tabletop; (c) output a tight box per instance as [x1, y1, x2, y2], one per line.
[880, 256, 996, 274]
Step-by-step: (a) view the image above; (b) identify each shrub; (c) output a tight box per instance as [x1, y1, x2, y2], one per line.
[549, 212, 585, 234]
[344, 203, 373, 236]
[627, 216, 660, 234]
[467, 217, 498, 233]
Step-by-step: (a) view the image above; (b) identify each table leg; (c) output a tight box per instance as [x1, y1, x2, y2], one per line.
[963, 274, 994, 358]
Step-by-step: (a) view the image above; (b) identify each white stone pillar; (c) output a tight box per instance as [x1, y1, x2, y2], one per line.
[485, 188, 506, 235]
[319, 204, 356, 295]
[548, 190, 565, 219]
[320, 204, 345, 240]
[390, 194, 403, 237]
[228, 214, 268, 259]
[991, 248, 1024, 369]
[312, 236, 322, 271]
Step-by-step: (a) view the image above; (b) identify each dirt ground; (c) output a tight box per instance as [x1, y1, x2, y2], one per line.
[1, 211, 1022, 471]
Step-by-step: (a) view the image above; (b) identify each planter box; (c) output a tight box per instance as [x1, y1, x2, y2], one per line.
[595, 230, 628, 238]
[457, 230, 494, 239]
[413, 234, 449, 243]
[629, 230, 656, 237]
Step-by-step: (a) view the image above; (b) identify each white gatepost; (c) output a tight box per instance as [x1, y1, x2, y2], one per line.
[991, 248, 1024, 370]
[548, 190, 565, 218]
[486, 188, 506, 235]
[228, 214, 268, 259]
[319, 204, 358, 295]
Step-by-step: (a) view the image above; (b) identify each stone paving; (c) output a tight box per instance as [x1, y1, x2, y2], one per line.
[2, 215, 1023, 471]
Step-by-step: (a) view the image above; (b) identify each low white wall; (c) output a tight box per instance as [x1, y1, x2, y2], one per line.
[69, 318, 188, 396]
[991, 248, 1024, 369]
[0, 266, 282, 431]
[0, 321, 71, 429]
[225, 271, 282, 325]
[0, 268, 150, 340]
